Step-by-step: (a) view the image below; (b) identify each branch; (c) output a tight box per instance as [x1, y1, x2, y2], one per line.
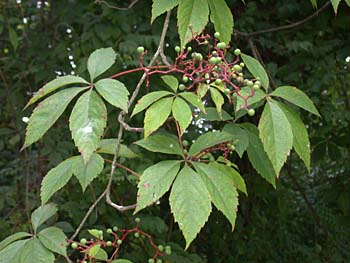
[235, 1, 330, 37]
[105, 11, 172, 212]
[94, 0, 139, 11]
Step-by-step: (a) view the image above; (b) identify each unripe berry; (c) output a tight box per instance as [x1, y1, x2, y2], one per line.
[230, 145, 236, 151]
[106, 241, 112, 246]
[255, 81, 261, 87]
[182, 140, 189, 147]
[135, 217, 141, 223]
[217, 42, 226, 49]
[175, 46, 181, 53]
[248, 109, 255, 116]
[113, 226, 118, 232]
[194, 53, 203, 61]
[3, 48, 9, 54]
[215, 79, 222, 85]
[224, 88, 231, 95]
[214, 32, 220, 38]
[98, 230, 103, 238]
[234, 48, 241, 56]
[71, 242, 78, 249]
[117, 239, 123, 245]
[233, 65, 242, 72]
[106, 228, 113, 234]
[182, 76, 189, 83]
[204, 40, 209, 45]
[215, 57, 222, 64]
[80, 238, 87, 245]
[179, 84, 185, 91]
[158, 245, 164, 252]
[183, 149, 188, 154]
[253, 84, 260, 90]
[134, 232, 140, 238]
[247, 80, 254, 87]
[137, 46, 145, 54]
[237, 77, 244, 83]
[187, 46, 192, 52]
[226, 160, 232, 167]
[148, 259, 155, 263]
[209, 57, 217, 64]
[165, 245, 172, 255]
[211, 51, 217, 56]
[157, 260, 162, 263]
[240, 62, 245, 67]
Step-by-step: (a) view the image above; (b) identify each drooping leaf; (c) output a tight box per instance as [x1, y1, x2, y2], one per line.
[161, 75, 179, 92]
[0, 239, 29, 263]
[177, 0, 209, 47]
[40, 157, 79, 204]
[330, 0, 341, 13]
[277, 102, 311, 171]
[131, 91, 173, 118]
[8, 27, 18, 51]
[25, 75, 89, 108]
[95, 78, 129, 112]
[88, 244, 101, 258]
[151, 0, 179, 23]
[179, 92, 206, 113]
[197, 107, 233, 121]
[223, 124, 249, 157]
[31, 203, 58, 234]
[241, 53, 269, 91]
[38, 227, 68, 256]
[144, 97, 173, 138]
[69, 90, 107, 163]
[73, 153, 104, 191]
[0, 232, 32, 251]
[23, 87, 87, 149]
[270, 86, 320, 116]
[88, 229, 103, 239]
[207, 0, 234, 44]
[135, 161, 181, 213]
[189, 131, 233, 156]
[172, 97, 192, 135]
[215, 163, 247, 195]
[193, 162, 238, 229]
[210, 87, 224, 115]
[97, 139, 139, 158]
[87, 47, 116, 81]
[169, 165, 211, 249]
[134, 132, 183, 156]
[258, 100, 293, 175]
[240, 123, 276, 187]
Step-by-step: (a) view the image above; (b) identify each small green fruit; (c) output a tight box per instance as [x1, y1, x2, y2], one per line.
[117, 239, 123, 245]
[253, 84, 260, 90]
[248, 109, 255, 116]
[215, 57, 222, 64]
[183, 149, 188, 154]
[158, 245, 164, 252]
[187, 46, 192, 52]
[233, 65, 242, 72]
[98, 230, 103, 238]
[107, 228, 113, 234]
[182, 76, 189, 83]
[165, 245, 172, 255]
[157, 260, 162, 263]
[80, 238, 87, 245]
[214, 32, 220, 38]
[175, 46, 181, 53]
[240, 62, 245, 67]
[135, 217, 141, 223]
[148, 259, 155, 263]
[224, 88, 231, 95]
[230, 145, 236, 151]
[255, 81, 261, 87]
[217, 42, 226, 49]
[234, 49, 241, 56]
[179, 84, 185, 91]
[71, 242, 78, 249]
[113, 226, 118, 232]
[182, 140, 189, 147]
[106, 241, 112, 246]
[209, 57, 217, 64]
[134, 232, 140, 238]
[3, 48, 9, 54]
[247, 80, 254, 87]
[137, 46, 145, 54]
[215, 79, 222, 85]
[194, 53, 203, 61]
[226, 160, 232, 167]
[211, 51, 217, 56]
[204, 40, 209, 45]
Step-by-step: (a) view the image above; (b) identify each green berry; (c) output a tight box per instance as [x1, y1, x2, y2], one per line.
[230, 145, 236, 151]
[157, 260, 162, 263]
[134, 232, 140, 238]
[148, 259, 155, 263]
[179, 84, 185, 91]
[247, 80, 254, 87]
[137, 46, 145, 54]
[215, 57, 222, 64]
[194, 53, 203, 61]
[226, 160, 232, 167]
[234, 48, 241, 56]
[71, 242, 78, 249]
[248, 109, 255, 116]
[106, 241, 112, 246]
[238, 73, 244, 77]
[214, 32, 220, 38]
[204, 40, 209, 45]
[255, 81, 261, 87]
[237, 77, 244, 83]
[113, 226, 118, 232]
[211, 51, 217, 56]
[182, 76, 189, 83]
[117, 239, 123, 245]
[183, 149, 188, 154]
[217, 42, 226, 49]
[215, 79, 222, 85]
[3, 48, 9, 54]
[224, 88, 231, 95]
[209, 57, 217, 64]
[158, 245, 164, 252]
[253, 84, 260, 90]
[175, 46, 181, 53]
[98, 230, 103, 238]
[240, 62, 245, 67]
[107, 228, 113, 234]
[165, 245, 172, 255]
[256, 77, 260, 80]
[182, 140, 189, 147]
[233, 65, 242, 72]
[135, 217, 141, 223]
[187, 46, 192, 52]
[80, 238, 87, 245]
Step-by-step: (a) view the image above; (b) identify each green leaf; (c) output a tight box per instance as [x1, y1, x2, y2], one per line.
[97, 139, 139, 158]
[210, 87, 224, 115]
[169, 165, 211, 249]
[172, 97, 192, 135]
[135, 161, 181, 213]
[345, 0, 350, 7]
[223, 124, 249, 158]
[258, 100, 293, 175]
[277, 102, 311, 171]
[31, 203, 58, 234]
[88, 47, 116, 81]
[330, 0, 341, 13]
[19, 239, 54, 263]
[0, 239, 29, 263]
[73, 153, 104, 191]
[134, 132, 183, 155]
[0, 232, 32, 251]
[112, 260, 133, 263]
[25, 75, 89, 108]
[38, 227, 67, 256]
[215, 163, 247, 195]
[241, 53, 269, 91]
[161, 75, 179, 92]
[177, 0, 209, 47]
[88, 229, 103, 239]
[207, 0, 234, 44]
[40, 157, 78, 204]
[197, 107, 233, 121]
[94, 248, 108, 261]
[69, 90, 107, 163]
[193, 162, 238, 229]
[179, 92, 206, 113]
[189, 131, 233, 156]
[152, 0, 179, 23]
[240, 123, 276, 187]
[8, 27, 18, 51]
[23, 87, 86, 149]
[144, 97, 173, 138]
[131, 91, 173, 118]
[95, 78, 129, 112]
[88, 244, 101, 257]
[270, 86, 320, 116]
[310, 0, 317, 8]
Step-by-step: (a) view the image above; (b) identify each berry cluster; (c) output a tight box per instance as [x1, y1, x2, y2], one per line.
[69, 218, 171, 263]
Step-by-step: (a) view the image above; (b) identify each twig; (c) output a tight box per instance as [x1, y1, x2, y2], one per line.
[104, 159, 141, 178]
[105, 11, 172, 212]
[118, 112, 144, 132]
[94, 0, 139, 10]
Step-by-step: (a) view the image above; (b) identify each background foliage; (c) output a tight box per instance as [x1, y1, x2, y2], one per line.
[0, 0, 349, 262]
